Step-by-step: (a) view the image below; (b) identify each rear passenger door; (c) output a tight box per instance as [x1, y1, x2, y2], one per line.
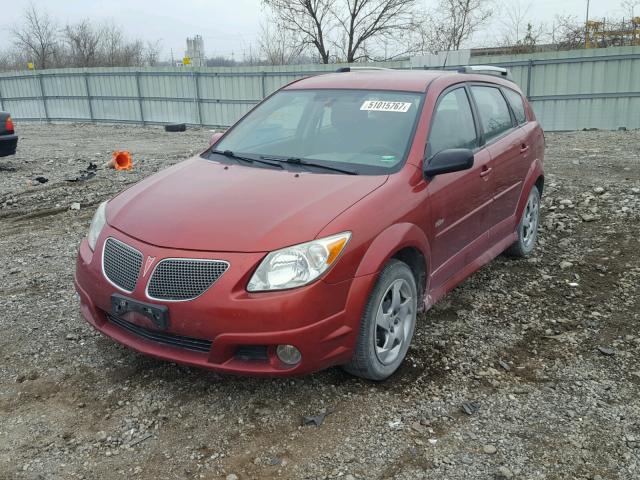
[426, 86, 493, 288]
[469, 85, 523, 242]
[503, 86, 536, 182]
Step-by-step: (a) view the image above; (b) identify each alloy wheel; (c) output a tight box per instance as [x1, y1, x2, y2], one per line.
[521, 191, 539, 249]
[374, 278, 415, 365]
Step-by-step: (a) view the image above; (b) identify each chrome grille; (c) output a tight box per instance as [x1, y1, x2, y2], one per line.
[147, 259, 229, 301]
[102, 238, 143, 292]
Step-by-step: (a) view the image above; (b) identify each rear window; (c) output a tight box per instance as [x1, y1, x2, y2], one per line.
[471, 86, 514, 142]
[503, 88, 527, 124]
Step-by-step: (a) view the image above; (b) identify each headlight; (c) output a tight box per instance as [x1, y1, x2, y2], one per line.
[247, 232, 351, 292]
[87, 201, 108, 251]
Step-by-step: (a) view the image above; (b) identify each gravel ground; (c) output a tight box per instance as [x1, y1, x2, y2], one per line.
[0, 124, 639, 480]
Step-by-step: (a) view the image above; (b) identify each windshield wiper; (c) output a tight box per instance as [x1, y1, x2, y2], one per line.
[260, 155, 358, 175]
[210, 150, 283, 169]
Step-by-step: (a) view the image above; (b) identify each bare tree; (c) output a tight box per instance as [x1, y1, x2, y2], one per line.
[436, 0, 493, 50]
[259, 21, 306, 65]
[144, 41, 162, 67]
[12, 4, 59, 69]
[411, 0, 493, 55]
[64, 20, 102, 67]
[496, 0, 545, 52]
[551, 14, 585, 50]
[99, 23, 124, 66]
[498, 0, 529, 45]
[122, 39, 145, 67]
[263, 0, 335, 63]
[263, 0, 421, 63]
[333, 0, 417, 62]
[97, 23, 152, 67]
[621, 0, 640, 19]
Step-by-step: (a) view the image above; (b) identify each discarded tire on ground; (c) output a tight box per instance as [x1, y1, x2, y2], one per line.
[164, 123, 186, 132]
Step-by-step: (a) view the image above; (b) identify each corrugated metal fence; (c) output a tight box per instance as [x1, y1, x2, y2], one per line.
[0, 47, 638, 131]
[469, 46, 640, 131]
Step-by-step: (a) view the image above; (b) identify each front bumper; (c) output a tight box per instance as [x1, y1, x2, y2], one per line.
[0, 134, 18, 157]
[75, 227, 375, 376]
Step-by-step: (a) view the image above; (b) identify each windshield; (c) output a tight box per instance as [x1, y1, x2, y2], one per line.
[212, 89, 423, 175]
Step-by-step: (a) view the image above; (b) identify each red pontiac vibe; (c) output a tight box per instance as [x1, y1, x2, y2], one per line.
[75, 67, 544, 380]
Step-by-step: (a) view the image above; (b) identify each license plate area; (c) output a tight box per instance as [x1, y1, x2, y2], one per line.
[111, 293, 169, 330]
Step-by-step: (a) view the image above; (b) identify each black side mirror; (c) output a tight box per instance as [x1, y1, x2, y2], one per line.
[423, 148, 474, 178]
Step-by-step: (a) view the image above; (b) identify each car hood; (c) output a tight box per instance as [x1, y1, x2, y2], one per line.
[107, 157, 387, 252]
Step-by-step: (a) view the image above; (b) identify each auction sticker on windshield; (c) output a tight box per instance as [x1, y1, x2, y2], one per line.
[360, 100, 412, 113]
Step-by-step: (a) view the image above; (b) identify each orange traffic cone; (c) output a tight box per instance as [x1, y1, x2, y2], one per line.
[106, 151, 133, 170]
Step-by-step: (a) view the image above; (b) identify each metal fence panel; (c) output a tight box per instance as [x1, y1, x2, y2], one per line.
[46, 97, 90, 120]
[2, 98, 45, 119]
[91, 98, 140, 121]
[1, 47, 639, 131]
[88, 74, 138, 97]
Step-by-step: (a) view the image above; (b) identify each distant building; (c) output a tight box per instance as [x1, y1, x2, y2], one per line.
[185, 35, 205, 67]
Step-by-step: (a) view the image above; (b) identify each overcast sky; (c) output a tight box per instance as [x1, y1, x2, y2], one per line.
[0, 0, 629, 60]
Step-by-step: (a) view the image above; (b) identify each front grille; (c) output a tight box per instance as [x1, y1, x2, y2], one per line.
[107, 313, 212, 353]
[147, 259, 229, 301]
[103, 238, 143, 292]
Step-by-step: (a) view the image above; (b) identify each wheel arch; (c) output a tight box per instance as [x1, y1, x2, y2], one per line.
[535, 174, 544, 197]
[516, 160, 544, 219]
[354, 223, 430, 303]
[391, 247, 427, 307]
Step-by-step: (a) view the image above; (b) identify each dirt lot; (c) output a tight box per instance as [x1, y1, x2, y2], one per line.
[0, 124, 639, 480]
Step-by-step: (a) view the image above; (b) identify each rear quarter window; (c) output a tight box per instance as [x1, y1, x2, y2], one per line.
[503, 88, 527, 125]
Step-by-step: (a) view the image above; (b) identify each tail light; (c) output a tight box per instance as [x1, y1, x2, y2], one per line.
[5, 116, 14, 133]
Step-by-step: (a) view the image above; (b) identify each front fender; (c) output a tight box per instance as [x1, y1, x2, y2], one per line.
[354, 223, 431, 278]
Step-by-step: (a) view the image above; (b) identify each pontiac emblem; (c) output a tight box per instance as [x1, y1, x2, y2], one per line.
[143, 256, 156, 277]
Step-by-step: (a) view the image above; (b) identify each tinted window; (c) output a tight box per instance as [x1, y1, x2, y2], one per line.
[471, 86, 513, 141]
[428, 88, 477, 156]
[503, 88, 527, 124]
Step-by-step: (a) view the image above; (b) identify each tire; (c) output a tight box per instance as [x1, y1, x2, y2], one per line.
[505, 185, 540, 258]
[164, 123, 186, 132]
[342, 259, 418, 381]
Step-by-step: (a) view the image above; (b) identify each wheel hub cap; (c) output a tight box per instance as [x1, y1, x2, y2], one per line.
[375, 278, 414, 365]
[522, 193, 539, 248]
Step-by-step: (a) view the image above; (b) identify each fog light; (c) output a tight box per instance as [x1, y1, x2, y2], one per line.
[276, 344, 301, 365]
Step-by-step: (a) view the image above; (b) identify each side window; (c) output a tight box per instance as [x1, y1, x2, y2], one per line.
[428, 88, 477, 156]
[503, 88, 527, 125]
[471, 86, 514, 142]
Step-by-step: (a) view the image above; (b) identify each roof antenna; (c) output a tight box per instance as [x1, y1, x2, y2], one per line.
[442, 46, 451, 71]
[442, 34, 453, 70]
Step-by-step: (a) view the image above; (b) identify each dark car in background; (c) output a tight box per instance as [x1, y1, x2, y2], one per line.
[0, 112, 18, 157]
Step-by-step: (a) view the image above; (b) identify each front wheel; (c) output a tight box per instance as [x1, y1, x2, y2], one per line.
[342, 259, 417, 381]
[506, 185, 540, 258]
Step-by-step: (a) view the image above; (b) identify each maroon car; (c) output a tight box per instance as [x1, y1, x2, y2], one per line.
[75, 67, 544, 380]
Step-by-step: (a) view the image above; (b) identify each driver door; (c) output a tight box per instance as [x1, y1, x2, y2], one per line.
[425, 85, 494, 289]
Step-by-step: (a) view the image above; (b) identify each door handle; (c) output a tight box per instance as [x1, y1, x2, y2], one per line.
[520, 144, 530, 153]
[480, 166, 492, 177]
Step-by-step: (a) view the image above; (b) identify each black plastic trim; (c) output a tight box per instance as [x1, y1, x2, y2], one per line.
[106, 313, 212, 353]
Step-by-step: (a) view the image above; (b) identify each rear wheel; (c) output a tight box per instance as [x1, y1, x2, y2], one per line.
[506, 186, 540, 257]
[342, 259, 417, 381]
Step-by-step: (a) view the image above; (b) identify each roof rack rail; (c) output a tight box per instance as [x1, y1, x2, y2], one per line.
[335, 66, 392, 73]
[458, 65, 513, 81]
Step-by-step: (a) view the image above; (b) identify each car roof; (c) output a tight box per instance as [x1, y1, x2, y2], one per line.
[283, 69, 519, 94]
[284, 70, 450, 93]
